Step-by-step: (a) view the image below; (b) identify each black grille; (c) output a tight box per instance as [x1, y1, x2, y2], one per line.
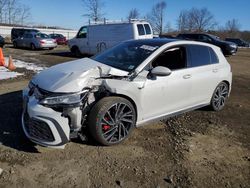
[23, 111, 55, 142]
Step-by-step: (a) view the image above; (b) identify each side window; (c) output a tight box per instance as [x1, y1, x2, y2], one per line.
[20, 30, 25, 37]
[188, 45, 211, 67]
[208, 47, 219, 64]
[151, 46, 187, 70]
[199, 35, 212, 42]
[77, 27, 87, 38]
[137, 24, 145, 36]
[144, 24, 151, 35]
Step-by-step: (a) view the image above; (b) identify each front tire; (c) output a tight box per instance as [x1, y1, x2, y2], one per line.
[210, 82, 229, 111]
[13, 42, 17, 48]
[88, 97, 136, 146]
[71, 46, 81, 57]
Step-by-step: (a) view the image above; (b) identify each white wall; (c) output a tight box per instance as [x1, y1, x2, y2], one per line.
[0, 26, 78, 39]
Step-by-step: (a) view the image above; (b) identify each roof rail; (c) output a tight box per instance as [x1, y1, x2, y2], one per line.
[88, 18, 147, 25]
[128, 19, 146, 22]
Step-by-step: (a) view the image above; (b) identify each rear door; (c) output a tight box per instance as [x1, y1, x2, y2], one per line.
[186, 45, 220, 105]
[20, 33, 29, 47]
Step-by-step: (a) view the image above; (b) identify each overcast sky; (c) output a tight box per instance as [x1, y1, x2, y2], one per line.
[22, 0, 250, 31]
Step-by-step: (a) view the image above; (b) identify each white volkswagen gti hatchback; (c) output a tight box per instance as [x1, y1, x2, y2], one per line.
[22, 39, 232, 148]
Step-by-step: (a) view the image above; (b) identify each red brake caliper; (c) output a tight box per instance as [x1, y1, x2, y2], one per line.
[102, 117, 111, 131]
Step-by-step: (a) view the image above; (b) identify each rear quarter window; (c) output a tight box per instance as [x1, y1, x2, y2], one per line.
[208, 47, 219, 64]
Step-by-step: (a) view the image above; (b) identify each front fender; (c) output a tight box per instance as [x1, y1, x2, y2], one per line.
[103, 79, 144, 123]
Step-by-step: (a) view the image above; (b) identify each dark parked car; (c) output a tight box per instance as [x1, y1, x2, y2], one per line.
[225, 38, 249, 47]
[11, 28, 39, 41]
[0, 35, 5, 48]
[48, 33, 67, 45]
[177, 33, 238, 56]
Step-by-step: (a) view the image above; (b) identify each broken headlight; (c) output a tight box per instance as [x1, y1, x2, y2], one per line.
[39, 90, 89, 106]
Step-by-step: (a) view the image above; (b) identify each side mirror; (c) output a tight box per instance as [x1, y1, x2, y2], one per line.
[150, 66, 172, 77]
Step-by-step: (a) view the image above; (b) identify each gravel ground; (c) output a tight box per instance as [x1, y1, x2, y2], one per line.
[0, 45, 249, 188]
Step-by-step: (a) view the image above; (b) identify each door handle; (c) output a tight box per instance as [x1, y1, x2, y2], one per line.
[212, 69, 218, 73]
[183, 74, 191, 79]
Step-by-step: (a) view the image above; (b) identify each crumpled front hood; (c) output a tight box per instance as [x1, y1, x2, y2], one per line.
[32, 58, 128, 93]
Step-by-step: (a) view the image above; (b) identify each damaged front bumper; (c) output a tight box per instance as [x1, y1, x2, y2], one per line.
[22, 87, 83, 148]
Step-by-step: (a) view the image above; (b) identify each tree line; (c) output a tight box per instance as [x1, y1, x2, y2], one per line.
[0, 0, 246, 40]
[0, 0, 31, 25]
[82, 0, 244, 39]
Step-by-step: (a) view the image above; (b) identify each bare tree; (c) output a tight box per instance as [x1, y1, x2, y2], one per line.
[165, 21, 173, 33]
[19, 5, 31, 25]
[147, 1, 167, 34]
[127, 8, 140, 21]
[177, 8, 216, 32]
[82, 0, 104, 22]
[6, 0, 18, 24]
[0, 0, 31, 25]
[225, 19, 240, 33]
[0, 0, 7, 23]
[177, 10, 190, 32]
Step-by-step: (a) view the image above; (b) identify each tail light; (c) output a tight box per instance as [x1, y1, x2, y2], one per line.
[40, 40, 45, 44]
[53, 39, 56, 43]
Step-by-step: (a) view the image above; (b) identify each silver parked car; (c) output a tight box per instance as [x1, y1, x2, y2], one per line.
[22, 39, 232, 148]
[13, 32, 57, 50]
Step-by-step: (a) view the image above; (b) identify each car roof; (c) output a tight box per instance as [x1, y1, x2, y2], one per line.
[12, 28, 39, 31]
[126, 38, 179, 46]
[126, 38, 219, 49]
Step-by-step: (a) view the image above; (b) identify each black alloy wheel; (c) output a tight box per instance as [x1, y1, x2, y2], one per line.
[88, 97, 136, 146]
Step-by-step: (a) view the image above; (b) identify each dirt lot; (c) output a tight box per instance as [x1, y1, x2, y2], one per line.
[0, 45, 249, 188]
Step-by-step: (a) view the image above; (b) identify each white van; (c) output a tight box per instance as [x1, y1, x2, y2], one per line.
[68, 20, 153, 56]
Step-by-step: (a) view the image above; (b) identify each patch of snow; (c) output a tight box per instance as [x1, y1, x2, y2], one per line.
[8, 57, 46, 72]
[0, 66, 23, 79]
[0, 58, 46, 80]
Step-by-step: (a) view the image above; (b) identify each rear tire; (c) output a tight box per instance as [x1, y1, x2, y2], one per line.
[88, 97, 136, 146]
[210, 82, 229, 111]
[30, 43, 36, 50]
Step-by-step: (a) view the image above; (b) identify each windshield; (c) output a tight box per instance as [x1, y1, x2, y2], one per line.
[35, 33, 49, 39]
[92, 40, 162, 72]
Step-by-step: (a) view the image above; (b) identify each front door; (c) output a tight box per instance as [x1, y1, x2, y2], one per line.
[75, 26, 89, 54]
[140, 46, 192, 121]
